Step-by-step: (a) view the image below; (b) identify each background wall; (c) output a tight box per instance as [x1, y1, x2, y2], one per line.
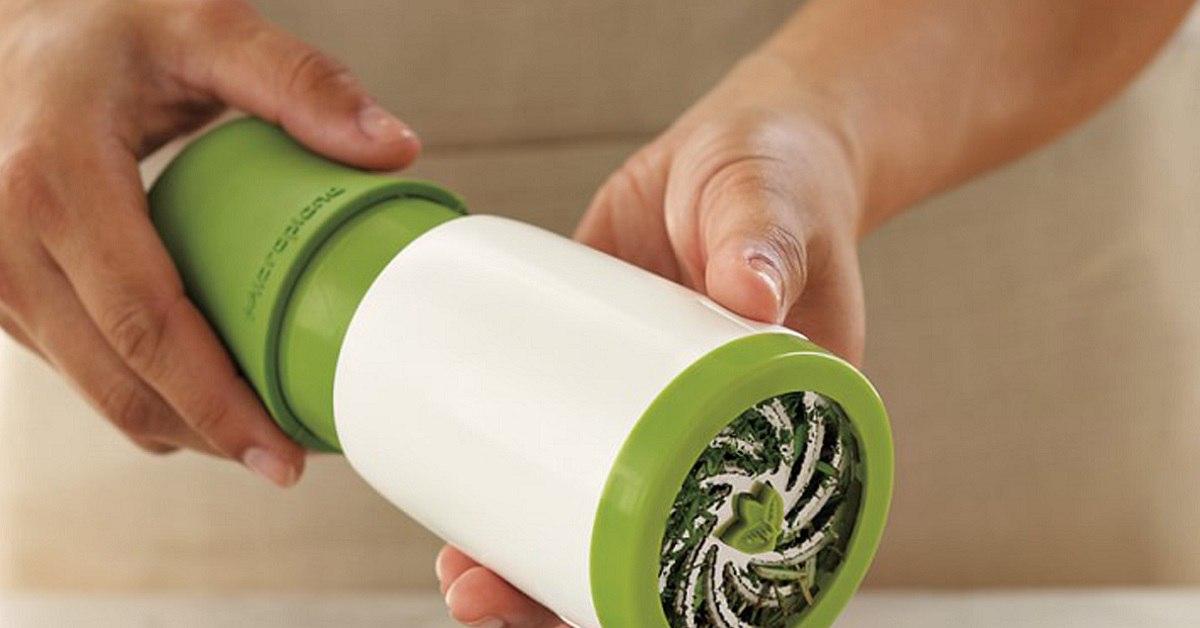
[1, 1, 1198, 593]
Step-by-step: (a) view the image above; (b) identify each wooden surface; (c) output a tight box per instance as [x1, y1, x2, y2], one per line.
[2, 590, 1200, 627]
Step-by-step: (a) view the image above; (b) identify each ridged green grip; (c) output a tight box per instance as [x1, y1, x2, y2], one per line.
[148, 117, 466, 451]
[276, 196, 461, 449]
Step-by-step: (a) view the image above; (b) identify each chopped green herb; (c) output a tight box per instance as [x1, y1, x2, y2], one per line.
[658, 392, 862, 627]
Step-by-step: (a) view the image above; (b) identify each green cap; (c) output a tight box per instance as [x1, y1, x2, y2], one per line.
[590, 333, 893, 627]
[148, 117, 466, 452]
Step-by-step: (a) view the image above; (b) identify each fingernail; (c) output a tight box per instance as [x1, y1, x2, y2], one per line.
[747, 254, 785, 322]
[436, 560, 451, 595]
[242, 447, 297, 488]
[358, 103, 416, 143]
[444, 580, 458, 608]
[466, 619, 504, 628]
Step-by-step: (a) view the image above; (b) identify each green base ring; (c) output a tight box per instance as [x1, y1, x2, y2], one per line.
[590, 332, 893, 627]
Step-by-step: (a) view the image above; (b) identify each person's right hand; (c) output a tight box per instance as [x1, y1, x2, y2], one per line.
[437, 49, 866, 628]
[0, 0, 420, 486]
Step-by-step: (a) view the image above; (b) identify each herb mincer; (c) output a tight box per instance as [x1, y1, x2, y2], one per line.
[148, 117, 894, 628]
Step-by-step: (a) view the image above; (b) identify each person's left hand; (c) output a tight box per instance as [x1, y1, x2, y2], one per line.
[435, 50, 867, 627]
[0, 0, 420, 485]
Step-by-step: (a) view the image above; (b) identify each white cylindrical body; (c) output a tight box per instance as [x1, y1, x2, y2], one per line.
[334, 215, 786, 626]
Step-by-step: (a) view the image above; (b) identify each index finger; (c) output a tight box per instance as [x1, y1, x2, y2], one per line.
[36, 143, 304, 486]
[444, 565, 567, 628]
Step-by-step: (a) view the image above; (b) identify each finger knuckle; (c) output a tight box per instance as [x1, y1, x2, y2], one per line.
[702, 157, 809, 282]
[705, 156, 776, 200]
[0, 146, 73, 250]
[188, 395, 231, 438]
[0, 145, 59, 216]
[705, 154, 798, 220]
[607, 166, 651, 211]
[101, 381, 163, 437]
[104, 297, 172, 375]
[761, 222, 809, 287]
[605, 149, 665, 212]
[284, 47, 352, 98]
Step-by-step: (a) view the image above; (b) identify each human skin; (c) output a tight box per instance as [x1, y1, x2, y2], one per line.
[0, 0, 1194, 624]
[0, 0, 421, 486]
[436, 1, 1196, 626]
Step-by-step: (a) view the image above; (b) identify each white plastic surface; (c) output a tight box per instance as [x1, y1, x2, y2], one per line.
[334, 215, 789, 627]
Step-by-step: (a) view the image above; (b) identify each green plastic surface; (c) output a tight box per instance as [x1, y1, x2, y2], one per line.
[148, 117, 466, 451]
[277, 197, 461, 449]
[718, 482, 786, 555]
[148, 118, 889, 628]
[589, 333, 893, 627]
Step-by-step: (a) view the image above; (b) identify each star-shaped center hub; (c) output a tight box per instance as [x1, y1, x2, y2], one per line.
[717, 482, 784, 554]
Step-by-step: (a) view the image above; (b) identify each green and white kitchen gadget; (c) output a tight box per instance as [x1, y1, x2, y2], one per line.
[148, 117, 894, 628]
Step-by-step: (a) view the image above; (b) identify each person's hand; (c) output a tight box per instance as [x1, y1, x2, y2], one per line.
[433, 0, 1198, 622]
[436, 51, 866, 627]
[0, 0, 420, 485]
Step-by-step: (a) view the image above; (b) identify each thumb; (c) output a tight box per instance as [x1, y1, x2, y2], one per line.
[701, 188, 866, 363]
[180, 2, 420, 170]
[698, 175, 808, 327]
[696, 167, 865, 363]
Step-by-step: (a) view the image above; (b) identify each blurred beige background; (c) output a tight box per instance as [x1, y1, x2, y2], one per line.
[2, 0, 1199, 595]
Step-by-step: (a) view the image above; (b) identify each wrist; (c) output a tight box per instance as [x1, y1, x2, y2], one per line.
[751, 36, 903, 237]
